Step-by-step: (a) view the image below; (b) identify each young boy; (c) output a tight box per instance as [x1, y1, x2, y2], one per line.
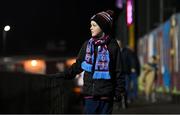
[50, 10, 125, 114]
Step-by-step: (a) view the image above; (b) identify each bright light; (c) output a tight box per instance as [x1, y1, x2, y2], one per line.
[24, 59, 46, 74]
[4, 25, 11, 31]
[66, 58, 76, 67]
[31, 60, 38, 67]
[126, 0, 133, 26]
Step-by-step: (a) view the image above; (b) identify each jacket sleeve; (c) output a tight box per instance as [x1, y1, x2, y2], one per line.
[114, 44, 126, 97]
[63, 41, 87, 79]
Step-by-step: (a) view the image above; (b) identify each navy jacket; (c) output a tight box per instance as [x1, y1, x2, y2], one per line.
[59, 38, 125, 98]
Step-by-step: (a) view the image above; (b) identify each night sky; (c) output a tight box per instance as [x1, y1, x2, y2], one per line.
[0, 0, 115, 56]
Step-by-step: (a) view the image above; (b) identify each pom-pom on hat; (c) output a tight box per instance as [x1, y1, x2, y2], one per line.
[91, 10, 114, 34]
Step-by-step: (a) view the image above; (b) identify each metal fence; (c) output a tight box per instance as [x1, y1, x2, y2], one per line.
[0, 71, 82, 114]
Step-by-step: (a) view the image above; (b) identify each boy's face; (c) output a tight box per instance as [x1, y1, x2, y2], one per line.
[90, 21, 103, 37]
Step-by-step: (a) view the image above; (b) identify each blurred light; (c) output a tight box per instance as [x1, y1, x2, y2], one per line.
[116, 0, 123, 9]
[66, 58, 76, 67]
[73, 87, 81, 95]
[126, 0, 133, 26]
[56, 62, 65, 72]
[4, 25, 11, 31]
[24, 59, 46, 74]
[31, 60, 37, 67]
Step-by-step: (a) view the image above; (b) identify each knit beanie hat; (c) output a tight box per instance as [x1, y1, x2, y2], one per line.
[91, 10, 114, 34]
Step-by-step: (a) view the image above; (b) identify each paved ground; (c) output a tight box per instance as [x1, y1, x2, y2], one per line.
[113, 93, 180, 114]
[68, 93, 180, 114]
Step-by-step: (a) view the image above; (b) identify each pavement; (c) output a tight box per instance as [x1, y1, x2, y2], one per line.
[113, 93, 180, 114]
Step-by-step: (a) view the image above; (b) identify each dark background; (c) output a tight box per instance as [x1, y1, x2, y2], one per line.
[0, 0, 115, 56]
[0, 0, 179, 56]
[136, 0, 180, 38]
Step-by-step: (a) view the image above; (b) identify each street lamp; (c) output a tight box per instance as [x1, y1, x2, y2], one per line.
[2, 25, 11, 53]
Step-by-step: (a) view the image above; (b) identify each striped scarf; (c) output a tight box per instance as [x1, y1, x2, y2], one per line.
[81, 35, 111, 79]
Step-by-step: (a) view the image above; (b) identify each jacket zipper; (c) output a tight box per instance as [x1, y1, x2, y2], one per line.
[92, 45, 97, 96]
[92, 82, 95, 96]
